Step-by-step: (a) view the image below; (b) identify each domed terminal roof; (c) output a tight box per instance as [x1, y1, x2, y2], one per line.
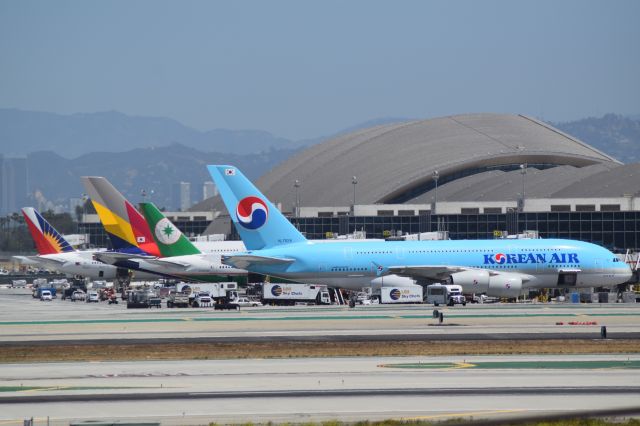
[254, 113, 620, 209]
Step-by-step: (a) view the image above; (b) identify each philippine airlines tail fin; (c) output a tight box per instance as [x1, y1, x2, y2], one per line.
[207, 165, 306, 250]
[140, 202, 201, 257]
[21, 207, 75, 255]
[81, 176, 161, 256]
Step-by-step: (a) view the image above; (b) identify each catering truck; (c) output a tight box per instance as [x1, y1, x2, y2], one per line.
[379, 285, 423, 304]
[176, 282, 239, 310]
[176, 282, 238, 303]
[260, 283, 331, 305]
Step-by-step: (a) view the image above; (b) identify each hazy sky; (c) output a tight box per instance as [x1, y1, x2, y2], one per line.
[1, 0, 638, 139]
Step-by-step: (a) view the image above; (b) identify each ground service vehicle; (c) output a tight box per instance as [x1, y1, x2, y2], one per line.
[40, 290, 52, 301]
[260, 283, 331, 305]
[379, 285, 423, 304]
[34, 286, 57, 299]
[127, 290, 161, 309]
[425, 284, 464, 306]
[192, 292, 213, 307]
[448, 293, 467, 306]
[177, 282, 239, 304]
[71, 290, 86, 302]
[213, 299, 240, 310]
[86, 291, 100, 303]
[166, 292, 190, 308]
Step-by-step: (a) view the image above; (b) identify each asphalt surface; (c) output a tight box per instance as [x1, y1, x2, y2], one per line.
[1, 355, 639, 424]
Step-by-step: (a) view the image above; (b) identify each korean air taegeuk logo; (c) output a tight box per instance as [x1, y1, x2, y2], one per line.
[236, 196, 269, 230]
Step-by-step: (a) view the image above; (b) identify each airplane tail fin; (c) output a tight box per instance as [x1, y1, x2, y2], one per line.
[81, 176, 161, 256]
[140, 202, 201, 257]
[21, 207, 75, 255]
[207, 165, 306, 250]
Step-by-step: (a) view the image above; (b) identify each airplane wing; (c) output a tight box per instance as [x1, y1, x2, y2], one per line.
[32, 256, 67, 266]
[222, 254, 295, 270]
[143, 258, 192, 270]
[94, 252, 156, 265]
[386, 265, 534, 283]
[385, 265, 470, 281]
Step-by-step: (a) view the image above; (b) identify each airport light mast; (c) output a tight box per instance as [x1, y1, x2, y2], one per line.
[432, 170, 439, 214]
[294, 179, 301, 217]
[520, 163, 527, 212]
[352, 176, 358, 211]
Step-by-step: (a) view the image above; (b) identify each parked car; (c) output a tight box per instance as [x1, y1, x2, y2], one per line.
[86, 291, 100, 303]
[236, 297, 263, 307]
[40, 290, 53, 301]
[71, 290, 86, 302]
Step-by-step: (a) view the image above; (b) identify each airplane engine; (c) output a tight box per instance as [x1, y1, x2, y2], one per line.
[450, 270, 522, 298]
[370, 275, 415, 288]
[449, 270, 490, 293]
[487, 273, 523, 298]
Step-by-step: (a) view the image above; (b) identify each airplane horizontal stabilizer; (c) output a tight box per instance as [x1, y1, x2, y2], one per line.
[94, 252, 155, 265]
[222, 254, 295, 270]
[12, 256, 41, 265]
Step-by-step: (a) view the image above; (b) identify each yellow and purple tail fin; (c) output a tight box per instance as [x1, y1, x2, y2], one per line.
[21, 207, 75, 255]
[81, 176, 161, 257]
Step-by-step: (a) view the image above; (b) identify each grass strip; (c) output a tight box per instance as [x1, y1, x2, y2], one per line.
[1, 339, 639, 363]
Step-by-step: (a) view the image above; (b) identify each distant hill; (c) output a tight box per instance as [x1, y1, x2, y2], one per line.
[26, 144, 299, 210]
[0, 109, 302, 157]
[4, 109, 640, 213]
[553, 114, 640, 163]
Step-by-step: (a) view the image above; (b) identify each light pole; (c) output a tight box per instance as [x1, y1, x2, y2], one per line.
[141, 189, 155, 203]
[80, 193, 88, 235]
[294, 179, 301, 217]
[520, 163, 527, 212]
[432, 170, 439, 214]
[352, 176, 358, 209]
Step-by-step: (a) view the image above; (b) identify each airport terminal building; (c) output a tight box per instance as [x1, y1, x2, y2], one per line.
[84, 113, 640, 252]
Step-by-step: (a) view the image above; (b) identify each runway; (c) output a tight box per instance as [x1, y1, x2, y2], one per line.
[1, 355, 639, 425]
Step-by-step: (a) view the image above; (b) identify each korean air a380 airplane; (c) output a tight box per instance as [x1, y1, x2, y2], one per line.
[208, 165, 632, 297]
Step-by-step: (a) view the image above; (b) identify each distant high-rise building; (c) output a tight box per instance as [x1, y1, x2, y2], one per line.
[203, 181, 217, 200]
[172, 181, 191, 211]
[0, 156, 28, 216]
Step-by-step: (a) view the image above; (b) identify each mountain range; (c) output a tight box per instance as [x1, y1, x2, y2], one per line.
[0, 108, 306, 157]
[1, 109, 638, 212]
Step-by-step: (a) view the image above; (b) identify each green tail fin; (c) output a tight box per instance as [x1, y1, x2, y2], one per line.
[140, 202, 201, 257]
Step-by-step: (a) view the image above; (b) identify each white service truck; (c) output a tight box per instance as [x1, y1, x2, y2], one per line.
[177, 282, 239, 302]
[425, 284, 466, 306]
[260, 283, 331, 305]
[379, 285, 423, 304]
